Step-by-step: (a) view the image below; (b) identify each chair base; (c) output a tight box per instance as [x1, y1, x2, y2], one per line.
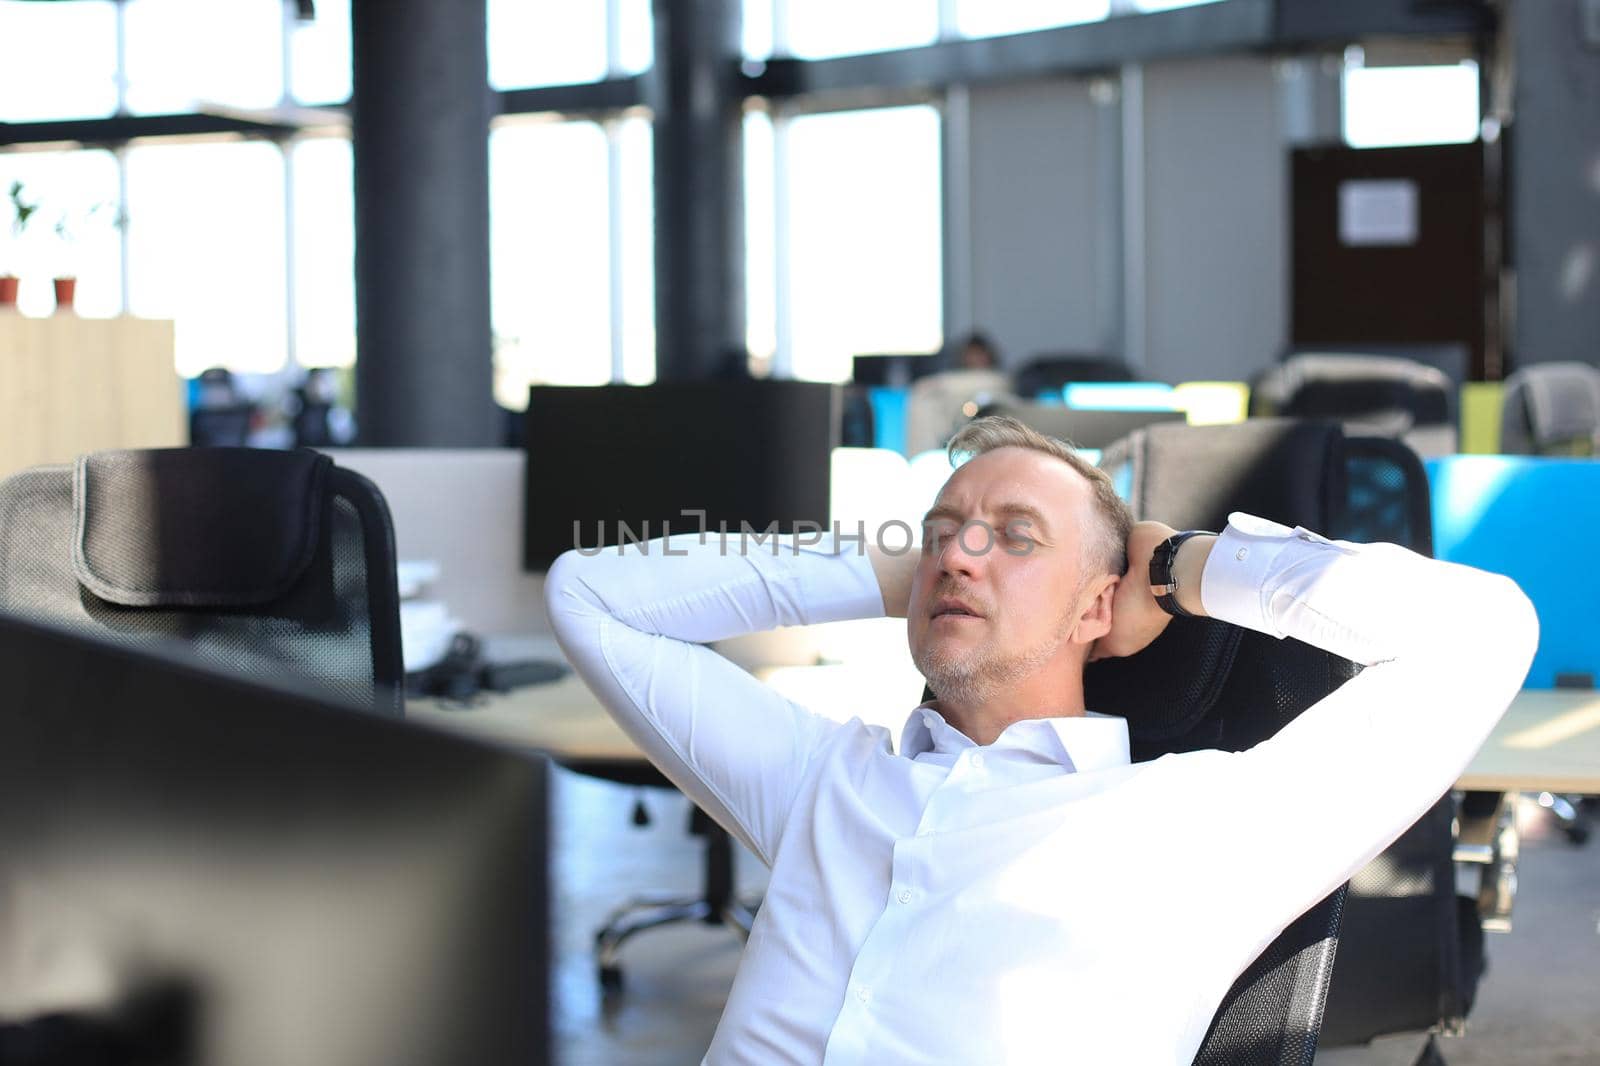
[594, 806, 757, 994]
[595, 894, 756, 991]
[1533, 792, 1592, 845]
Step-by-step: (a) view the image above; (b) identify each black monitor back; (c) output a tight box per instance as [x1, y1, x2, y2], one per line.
[851, 352, 940, 387]
[0, 610, 549, 1066]
[523, 380, 838, 569]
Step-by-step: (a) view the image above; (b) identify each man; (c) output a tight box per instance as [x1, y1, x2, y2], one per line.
[545, 415, 1537, 1065]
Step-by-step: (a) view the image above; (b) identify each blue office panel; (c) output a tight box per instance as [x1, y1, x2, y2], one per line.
[869, 386, 910, 454]
[1427, 455, 1600, 689]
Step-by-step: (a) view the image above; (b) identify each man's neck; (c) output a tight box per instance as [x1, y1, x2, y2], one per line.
[937, 675, 1088, 746]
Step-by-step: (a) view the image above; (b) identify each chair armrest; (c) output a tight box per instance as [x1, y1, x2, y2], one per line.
[1454, 790, 1519, 933]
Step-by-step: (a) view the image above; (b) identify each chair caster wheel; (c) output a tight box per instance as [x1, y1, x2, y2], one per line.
[599, 964, 624, 992]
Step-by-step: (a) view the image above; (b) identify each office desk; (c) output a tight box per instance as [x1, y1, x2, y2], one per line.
[411, 675, 1600, 795]
[1456, 689, 1600, 794]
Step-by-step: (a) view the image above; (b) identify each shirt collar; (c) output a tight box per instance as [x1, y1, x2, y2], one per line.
[898, 702, 1131, 775]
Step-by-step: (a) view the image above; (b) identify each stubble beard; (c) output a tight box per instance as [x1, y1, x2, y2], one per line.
[913, 608, 1077, 708]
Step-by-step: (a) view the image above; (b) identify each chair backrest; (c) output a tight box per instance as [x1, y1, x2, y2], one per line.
[903, 369, 1013, 454]
[0, 447, 404, 715]
[1499, 361, 1600, 456]
[1096, 418, 1470, 1057]
[1249, 354, 1456, 458]
[1091, 418, 1446, 1064]
[1013, 354, 1138, 398]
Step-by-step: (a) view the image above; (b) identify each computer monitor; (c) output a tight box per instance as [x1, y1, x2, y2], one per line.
[523, 380, 838, 570]
[0, 610, 550, 1066]
[850, 352, 940, 388]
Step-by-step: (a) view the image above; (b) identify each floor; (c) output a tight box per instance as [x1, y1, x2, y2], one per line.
[549, 770, 1600, 1065]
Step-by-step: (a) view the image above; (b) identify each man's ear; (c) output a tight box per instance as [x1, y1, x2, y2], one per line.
[1072, 574, 1118, 647]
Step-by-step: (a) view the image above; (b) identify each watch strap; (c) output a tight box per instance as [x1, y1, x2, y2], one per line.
[1149, 530, 1215, 618]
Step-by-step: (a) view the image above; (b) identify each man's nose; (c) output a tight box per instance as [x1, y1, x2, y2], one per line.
[937, 525, 987, 576]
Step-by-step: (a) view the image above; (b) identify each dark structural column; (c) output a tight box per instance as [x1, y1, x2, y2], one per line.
[351, 0, 496, 445]
[649, 0, 745, 381]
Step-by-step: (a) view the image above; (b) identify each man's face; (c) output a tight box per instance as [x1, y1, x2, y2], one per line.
[908, 447, 1100, 704]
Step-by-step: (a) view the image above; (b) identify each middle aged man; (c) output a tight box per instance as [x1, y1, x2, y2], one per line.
[544, 415, 1537, 1065]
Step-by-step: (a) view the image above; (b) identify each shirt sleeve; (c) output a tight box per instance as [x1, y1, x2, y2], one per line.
[1189, 511, 1539, 972]
[542, 533, 888, 866]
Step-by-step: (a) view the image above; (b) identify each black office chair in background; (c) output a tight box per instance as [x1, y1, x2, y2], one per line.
[1012, 353, 1139, 399]
[0, 447, 404, 715]
[1249, 353, 1457, 459]
[1098, 419, 1510, 1065]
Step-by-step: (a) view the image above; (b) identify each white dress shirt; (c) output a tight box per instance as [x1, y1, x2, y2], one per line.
[543, 513, 1538, 1065]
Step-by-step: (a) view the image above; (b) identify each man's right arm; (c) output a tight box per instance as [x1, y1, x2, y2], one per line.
[544, 533, 887, 865]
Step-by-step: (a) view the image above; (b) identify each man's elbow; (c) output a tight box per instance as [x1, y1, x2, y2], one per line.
[1493, 574, 1541, 680]
[543, 548, 600, 632]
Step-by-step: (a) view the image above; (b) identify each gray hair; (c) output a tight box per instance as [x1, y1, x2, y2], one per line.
[944, 415, 1134, 578]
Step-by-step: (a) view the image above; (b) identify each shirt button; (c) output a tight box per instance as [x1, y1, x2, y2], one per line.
[970, 752, 985, 769]
[1236, 547, 1249, 561]
[855, 985, 872, 1004]
[897, 888, 913, 905]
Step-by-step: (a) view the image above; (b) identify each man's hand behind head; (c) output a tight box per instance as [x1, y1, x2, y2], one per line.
[1089, 520, 1179, 661]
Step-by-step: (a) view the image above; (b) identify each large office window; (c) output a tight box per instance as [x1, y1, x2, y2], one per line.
[0, 0, 119, 122]
[291, 136, 356, 369]
[954, 0, 1109, 39]
[489, 0, 652, 87]
[614, 116, 656, 385]
[0, 149, 122, 318]
[743, 0, 937, 59]
[290, 0, 352, 106]
[1131, 0, 1227, 10]
[123, 0, 285, 114]
[490, 115, 654, 404]
[125, 140, 288, 376]
[1343, 58, 1481, 148]
[743, 110, 778, 367]
[773, 104, 943, 382]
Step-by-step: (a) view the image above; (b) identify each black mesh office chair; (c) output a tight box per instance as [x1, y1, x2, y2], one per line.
[0, 447, 404, 715]
[1097, 419, 1503, 1065]
[1249, 353, 1457, 459]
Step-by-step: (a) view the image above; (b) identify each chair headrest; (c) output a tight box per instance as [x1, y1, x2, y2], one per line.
[1084, 617, 1242, 744]
[1100, 419, 1346, 533]
[1510, 362, 1600, 448]
[72, 448, 332, 608]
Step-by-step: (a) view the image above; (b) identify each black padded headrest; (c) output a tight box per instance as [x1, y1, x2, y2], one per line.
[1084, 616, 1242, 744]
[72, 448, 332, 608]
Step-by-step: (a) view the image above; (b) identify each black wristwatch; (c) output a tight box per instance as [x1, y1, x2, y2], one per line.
[1149, 530, 1215, 619]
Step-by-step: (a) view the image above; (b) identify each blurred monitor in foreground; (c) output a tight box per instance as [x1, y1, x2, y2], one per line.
[0, 610, 550, 1066]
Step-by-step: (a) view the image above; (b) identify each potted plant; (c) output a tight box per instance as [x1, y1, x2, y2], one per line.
[1, 180, 39, 309]
[50, 200, 116, 313]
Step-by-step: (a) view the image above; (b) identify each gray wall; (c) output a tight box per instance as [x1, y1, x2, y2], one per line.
[963, 79, 1108, 368]
[1142, 57, 1289, 384]
[955, 55, 1342, 385]
[1511, 0, 1600, 368]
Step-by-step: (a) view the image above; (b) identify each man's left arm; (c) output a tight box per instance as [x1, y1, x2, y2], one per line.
[1163, 513, 1537, 938]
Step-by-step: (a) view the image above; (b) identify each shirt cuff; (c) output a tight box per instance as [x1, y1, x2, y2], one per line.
[1199, 511, 1353, 637]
